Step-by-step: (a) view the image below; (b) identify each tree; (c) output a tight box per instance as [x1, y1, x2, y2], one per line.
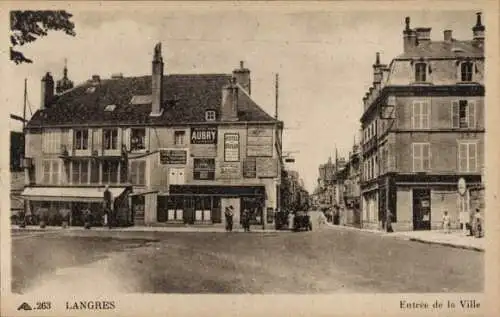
[10, 10, 76, 64]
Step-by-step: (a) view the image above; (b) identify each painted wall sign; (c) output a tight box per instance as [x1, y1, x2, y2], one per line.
[243, 157, 257, 178]
[191, 127, 218, 144]
[193, 158, 215, 180]
[160, 149, 187, 165]
[256, 157, 278, 178]
[224, 133, 240, 162]
[218, 162, 241, 179]
[247, 126, 273, 157]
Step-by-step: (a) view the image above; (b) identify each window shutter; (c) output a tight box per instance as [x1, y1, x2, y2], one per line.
[423, 144, 430, 170]
[139, 161, 146, 185]
[412, 102, 417, 128]
[123, 128, 130, 151]
[468, 101, 476, 128]
[458, 143, 467, 172]
[412, 144, 419, 171]
[451, 101, 459, 128]
[422, 102, 430, 128]
[469, 143, 477, 172]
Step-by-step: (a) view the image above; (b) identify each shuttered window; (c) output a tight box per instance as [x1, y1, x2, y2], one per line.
[412, 101, 430, 129]
[458, 142, 477, 172]
[452, 100, 476, 128]
[130, 161, 146, 185]
[412, 143, 431, 172]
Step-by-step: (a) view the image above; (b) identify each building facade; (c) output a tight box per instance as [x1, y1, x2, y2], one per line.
[360, 13, 485, 231]
[22, 43, 283, 228]
[341, 143, 362, 227]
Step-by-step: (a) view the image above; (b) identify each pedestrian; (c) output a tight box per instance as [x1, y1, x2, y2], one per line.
[224, 206, 234, 232]
[318, 211, 327, 229]
[242, 208, 250, 232]
[386, 209, 394, 233]
[474, 208, 483, 238]
[442, 210, 451, 234]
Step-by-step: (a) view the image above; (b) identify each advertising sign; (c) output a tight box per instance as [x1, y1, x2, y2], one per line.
[243, 157, 257, 178]
[256, 157, 278, 178]
[218, 162, 241, 179]
[191, 127, 217, 144]
[160, 149, 187, 165]
[247, 126, 273, 157]
[194, 158, 215, 180]
[224, 133, 240, 162]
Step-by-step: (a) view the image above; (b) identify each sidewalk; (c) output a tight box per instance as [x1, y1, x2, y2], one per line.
[10, 224, 284, 234]
[325, 223, 484, 251]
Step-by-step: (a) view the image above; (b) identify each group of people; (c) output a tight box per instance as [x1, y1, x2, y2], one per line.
[223, 206, 252, 232]
[442, 208, 483, 237]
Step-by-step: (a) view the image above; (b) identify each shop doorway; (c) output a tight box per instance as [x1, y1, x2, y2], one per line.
[413, 189, 431, 230]
[240, 197, 264, 225]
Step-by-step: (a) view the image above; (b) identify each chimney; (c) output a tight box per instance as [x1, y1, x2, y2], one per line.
[472, 12, 485, 43]
[151, 42, 164, 116]
[444, 30, 453, 42]
[373, 52, 384, 84]
[220, 77, 239, 121]
[403, 17, 417, 52]
[40, 72, 54, 110]
[232, 61, 251, 95]
[415, 27, 431, 45]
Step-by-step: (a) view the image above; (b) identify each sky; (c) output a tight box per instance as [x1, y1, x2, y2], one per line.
[4, 4, 482, 192]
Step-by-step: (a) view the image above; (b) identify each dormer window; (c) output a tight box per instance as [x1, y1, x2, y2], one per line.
[460, 61, 473, 82]
[205, 110, 216, 121]
[415, 62, 427, 82]
[104, 104, 116, 112]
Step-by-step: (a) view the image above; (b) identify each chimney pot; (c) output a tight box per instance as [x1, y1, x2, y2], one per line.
[405, 17, 411, 30]
[92, 75, 100, 82]
[240, 60, 244, 69]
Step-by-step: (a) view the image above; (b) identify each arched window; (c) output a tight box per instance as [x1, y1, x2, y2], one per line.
[460, 61, 473, 82]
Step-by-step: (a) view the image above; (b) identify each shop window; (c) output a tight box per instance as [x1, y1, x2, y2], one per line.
[103, 129, 118, 150]
[193, 158, 215, 180]
[174, 131, 185, 145]
[130, 128, 146, 151]
[74, 129, 89, 150]
[452, 100, 476, 128]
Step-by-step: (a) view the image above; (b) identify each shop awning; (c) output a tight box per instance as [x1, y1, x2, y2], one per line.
[20, 187, 127, 203]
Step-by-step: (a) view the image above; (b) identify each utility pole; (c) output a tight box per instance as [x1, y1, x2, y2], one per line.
[23, 78, 27, 133]
[275, 73, 279, 120]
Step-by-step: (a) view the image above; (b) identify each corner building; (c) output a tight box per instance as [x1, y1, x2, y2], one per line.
[360, 13, 485, 231]
[22, 44, 283, 228]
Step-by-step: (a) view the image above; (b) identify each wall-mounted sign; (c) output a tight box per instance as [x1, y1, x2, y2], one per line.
[218, 162, 241, 179]
[224, 133, 240, 162]
[243, 157, 257, 178]
[247, 126, 273, 157]
[160, 149, 187, 165]
[256, 157, 278, 178]
[194, 158, 215, 180]
[191, 127, 217, 144]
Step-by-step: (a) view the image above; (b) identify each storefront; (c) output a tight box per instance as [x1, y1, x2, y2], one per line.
[20, 186, 131, 226]
[155, 185, 266, 226]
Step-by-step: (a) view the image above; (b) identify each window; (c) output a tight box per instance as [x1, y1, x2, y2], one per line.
[71, 160, 89, 184]
[42, 160, 59, 184]
[103, 129, 118, 150]
[205, 110, 216, 121]
[452, 100, 476, 128]
[130, 128, 146, 151]
[74, 129, 89, 150]
[42, 129, 61, 154]
[412, 101, 430, 129]
[130, 160, 146, 185]
[90, 160, 99, 184]
[103, 160, 119, 184]
[193, 158, 215, 180]
[459, 142, 477, 172]
[460, 62, 473, 82]
[412, 143, 431, 172]
[174, 131, 185, 145]
[415, 62, 427, 82]
[224, 133, 240, 162]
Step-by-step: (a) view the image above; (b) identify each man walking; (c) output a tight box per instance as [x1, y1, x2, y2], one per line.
[442, 210, 451, 234]
[386, 209, 394, 233]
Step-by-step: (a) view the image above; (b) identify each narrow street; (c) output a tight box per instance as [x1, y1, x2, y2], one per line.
[12, 225, 483, 294]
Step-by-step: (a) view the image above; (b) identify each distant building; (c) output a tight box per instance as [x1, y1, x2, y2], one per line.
[360, 13, 485, 231]
[22, 44, 283, 228]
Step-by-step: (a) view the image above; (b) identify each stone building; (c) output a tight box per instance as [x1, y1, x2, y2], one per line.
[21, 43, 283, 228]
[360, 13, 485, 231]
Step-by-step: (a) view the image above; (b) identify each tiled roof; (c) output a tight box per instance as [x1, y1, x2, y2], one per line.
[27, 74, 277, 128]
[395, 40, 484, 59]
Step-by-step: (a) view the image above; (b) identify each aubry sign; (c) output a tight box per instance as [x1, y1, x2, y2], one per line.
[191, 127, 217, 144]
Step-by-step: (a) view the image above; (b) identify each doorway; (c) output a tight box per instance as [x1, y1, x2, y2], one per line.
[413, 189, 431, 230]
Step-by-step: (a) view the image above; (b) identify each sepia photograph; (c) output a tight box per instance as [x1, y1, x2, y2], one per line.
[1, 1, 499, 316]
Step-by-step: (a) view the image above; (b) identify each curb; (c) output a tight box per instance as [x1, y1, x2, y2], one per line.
[408, 238, 484, 252]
